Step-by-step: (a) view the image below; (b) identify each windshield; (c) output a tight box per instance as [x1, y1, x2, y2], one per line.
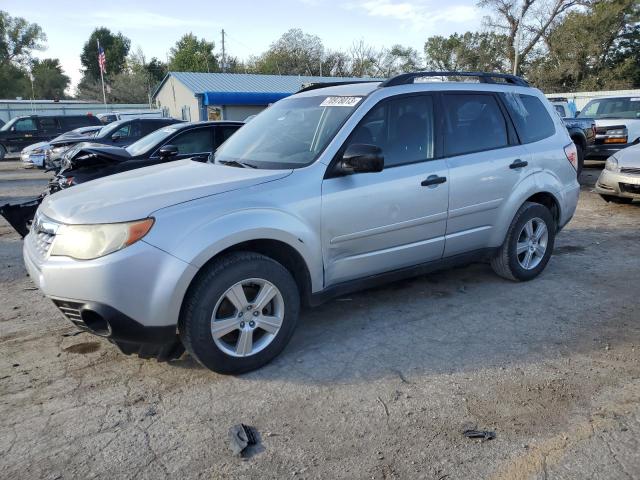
[214, 95, 363, 169]
[0, 117, 19, 132]
[96, 119, 128, 138]
[126, 126, 178, 156]
[579, 97, 640, 120]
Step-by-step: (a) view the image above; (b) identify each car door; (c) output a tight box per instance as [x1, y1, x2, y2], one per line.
[37, 117, 60, 142]
[9, 117, 39, 151]
[441, 92, 531, 256]
[321, 94, 449, 286]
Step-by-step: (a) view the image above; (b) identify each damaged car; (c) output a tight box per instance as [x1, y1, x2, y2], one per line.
[21, 125, 102, 169]
[45, 117, 182, 169]
[0, 121, 243, 237]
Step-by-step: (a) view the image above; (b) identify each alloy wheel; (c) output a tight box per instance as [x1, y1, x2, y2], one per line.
[516, 217, 548, 270]
[210, 278, 284, 357]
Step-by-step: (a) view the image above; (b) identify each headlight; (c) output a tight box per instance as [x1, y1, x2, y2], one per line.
[31, 148, 43, 155]
[605, 156, 619, 172]
[51, 146, 67, 154]
[50, 218, 154, 260]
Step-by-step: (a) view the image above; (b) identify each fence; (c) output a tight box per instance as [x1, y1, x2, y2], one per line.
[0, 101, 152, 123]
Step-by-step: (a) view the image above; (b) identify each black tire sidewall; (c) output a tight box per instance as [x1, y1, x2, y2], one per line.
[575, 142, 584, 177]
[182, 255, 300, 374]
[506, 204, 556, 281]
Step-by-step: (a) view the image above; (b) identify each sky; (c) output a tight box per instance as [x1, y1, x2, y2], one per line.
[5, 0, 485, 91]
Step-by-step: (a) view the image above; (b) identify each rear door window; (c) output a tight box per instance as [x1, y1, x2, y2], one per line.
[215, 126, 241, 148]
[170, 127, 215, 154]
[443, 93, 509, 156]
[38, 117, 59, 133]
[502, 93, 556, 143]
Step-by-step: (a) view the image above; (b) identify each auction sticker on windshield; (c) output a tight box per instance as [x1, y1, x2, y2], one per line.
[320, 96, 362, 107]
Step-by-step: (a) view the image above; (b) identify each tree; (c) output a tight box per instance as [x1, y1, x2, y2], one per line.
[424, 32, 509, 72]
[251, 29, 324, 75]
[31, 58, 69, 99]
[0, 62, 30, 98]
[526, 0, 639, 91]
[374, 45, 422, 77]
[0, 11, 46, 67]
[80, 27, 130, 81]
[168, 33, 218, 72]
[478, 0, 582, 74]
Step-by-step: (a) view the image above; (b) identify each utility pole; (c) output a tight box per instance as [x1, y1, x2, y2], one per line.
[221, 29, 226, 73]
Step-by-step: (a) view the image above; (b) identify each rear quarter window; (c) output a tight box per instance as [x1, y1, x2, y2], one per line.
[502, 93, 556, 143]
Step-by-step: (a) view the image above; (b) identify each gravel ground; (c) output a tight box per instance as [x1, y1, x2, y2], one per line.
[1, 160, 639, 479]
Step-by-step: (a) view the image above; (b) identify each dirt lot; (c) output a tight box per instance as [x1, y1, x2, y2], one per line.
[1, 160, 639, 479]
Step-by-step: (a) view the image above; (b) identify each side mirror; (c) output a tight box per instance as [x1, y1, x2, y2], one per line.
[10, 126, 15, 132]
[574, 111, 581, 117]
[158, 145, 179, 159]
[338, 144, 384, 174]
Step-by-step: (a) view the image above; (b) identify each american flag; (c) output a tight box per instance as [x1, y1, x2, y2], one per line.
[97, 41, 106, 74]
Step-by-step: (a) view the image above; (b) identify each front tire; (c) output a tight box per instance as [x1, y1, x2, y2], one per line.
[491, 202, 556, 282]
[0, 145, 6, 161]
[180, 252, 300, 374]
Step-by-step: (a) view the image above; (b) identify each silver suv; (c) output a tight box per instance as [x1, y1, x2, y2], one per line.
[23, 72, 580, 374]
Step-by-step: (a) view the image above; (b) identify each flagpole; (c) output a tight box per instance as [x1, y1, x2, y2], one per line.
[97, 39, 107, 112]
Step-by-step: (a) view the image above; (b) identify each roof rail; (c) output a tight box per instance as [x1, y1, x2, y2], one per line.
[298, 80, 380, 93]
[380, 71, 529, 88]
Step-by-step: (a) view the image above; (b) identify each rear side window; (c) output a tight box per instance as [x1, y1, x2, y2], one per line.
[346, 95, 435, 167]
[502, 93, 556, 143]
[443, 94, 509, 156]
[38, 117, 59, 133]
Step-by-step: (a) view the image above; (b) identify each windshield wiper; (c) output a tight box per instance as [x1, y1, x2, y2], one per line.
[217, 159, 257, 169]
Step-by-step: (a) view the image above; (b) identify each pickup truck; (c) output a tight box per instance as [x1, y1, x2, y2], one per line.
[550, 99, 595, 175]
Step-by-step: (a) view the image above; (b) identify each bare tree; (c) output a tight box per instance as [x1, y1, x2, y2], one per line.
[478, 0, 582, 73]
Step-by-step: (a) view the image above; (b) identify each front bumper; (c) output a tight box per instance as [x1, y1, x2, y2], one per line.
[23, 231, 199, 360]
[586, 143, 632, 160]
[595, 168, 640, 199]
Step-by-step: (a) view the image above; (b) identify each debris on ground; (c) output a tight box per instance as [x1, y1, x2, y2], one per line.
[463, 429, 496, 441]
[228, 424, 257, 456]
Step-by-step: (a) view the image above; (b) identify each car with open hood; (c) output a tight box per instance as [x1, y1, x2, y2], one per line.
[22, 71, 580, 374]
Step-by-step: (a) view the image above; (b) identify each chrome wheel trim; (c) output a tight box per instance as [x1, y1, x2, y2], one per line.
[516, 217, 548, 270]
[210, 278, 284, 358]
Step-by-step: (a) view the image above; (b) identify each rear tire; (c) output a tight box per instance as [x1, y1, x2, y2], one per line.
[491, 202, 556, 282]
[600, 195, 633, 204]
[180, 252, 300, 374]
[0, 145, 6, 161]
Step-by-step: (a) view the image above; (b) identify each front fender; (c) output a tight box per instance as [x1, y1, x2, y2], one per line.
[145, 207, 323, 293]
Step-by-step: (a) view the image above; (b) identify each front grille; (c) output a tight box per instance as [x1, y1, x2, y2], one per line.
[52, 299, 89, 330]
[621, 167, 640, 175]
[30, 213, 60, 259]
[619, 183, 640, 195]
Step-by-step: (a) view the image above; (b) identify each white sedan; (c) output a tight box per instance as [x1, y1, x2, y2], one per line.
[596, 143, 640, 204]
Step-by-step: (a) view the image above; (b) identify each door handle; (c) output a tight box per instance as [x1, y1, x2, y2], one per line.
[509, 159, 528, 169]
[421, 175, 447, 187]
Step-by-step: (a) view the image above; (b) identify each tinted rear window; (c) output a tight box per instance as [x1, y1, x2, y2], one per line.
[502, 93, 556, 143]
[443, 93, 509, 156]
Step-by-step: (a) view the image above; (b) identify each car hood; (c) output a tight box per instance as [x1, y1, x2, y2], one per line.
[40, 160, 293, 224]
[22, 141, 49, 154]
[616, 143, 640, 166]
[70, 144, 131, 162]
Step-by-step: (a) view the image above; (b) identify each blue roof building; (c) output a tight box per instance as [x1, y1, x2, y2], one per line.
[152, 72, 372, 122]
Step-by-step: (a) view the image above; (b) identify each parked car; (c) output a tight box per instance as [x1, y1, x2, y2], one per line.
[21, 126, 102, 168]
[578, 95, 640, 159]
[51, 121, 243, 191]
[97, 110, 165, 124]
[2, 121, 241, 236]
[0, 114, 102, 160]
[595, 143, 640, 203]
[23, 71, 580, 374]
[45, 117, 182, 169]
